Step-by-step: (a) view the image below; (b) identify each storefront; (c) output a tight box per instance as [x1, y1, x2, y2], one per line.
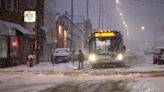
[0, 20, 35, 67]
[0, 36, 7, 59]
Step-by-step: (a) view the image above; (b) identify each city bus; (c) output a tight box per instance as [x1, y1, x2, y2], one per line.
[88, 30, 126, 68]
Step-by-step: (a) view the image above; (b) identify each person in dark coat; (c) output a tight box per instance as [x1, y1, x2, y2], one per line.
[78, 50, 84, 69]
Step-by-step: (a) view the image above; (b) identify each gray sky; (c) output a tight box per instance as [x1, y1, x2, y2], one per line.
[56, 0, 164, 50]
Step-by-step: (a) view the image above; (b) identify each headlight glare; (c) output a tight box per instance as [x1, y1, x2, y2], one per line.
[89, 54, 96, 62]
[116, 54, 123, 61]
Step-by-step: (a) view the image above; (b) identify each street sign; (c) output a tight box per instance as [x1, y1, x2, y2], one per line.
[24, 11, 36, 22]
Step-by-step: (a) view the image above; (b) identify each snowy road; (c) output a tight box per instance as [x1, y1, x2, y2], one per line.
[0, 71, 164, 92]
[0, 54, 164, 92]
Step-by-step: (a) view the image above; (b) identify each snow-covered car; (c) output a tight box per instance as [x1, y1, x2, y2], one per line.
[53, 48, 71, 63]
[144, 49, 154, 55]
[153, 47, 164, 65]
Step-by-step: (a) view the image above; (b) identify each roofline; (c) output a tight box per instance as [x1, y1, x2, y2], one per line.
[62, 15, 84, 33]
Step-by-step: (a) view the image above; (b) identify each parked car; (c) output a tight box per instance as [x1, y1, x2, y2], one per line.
[144, 49, 154, 55]
[53, 48, 71, 63]
[153, 47, 164, 65]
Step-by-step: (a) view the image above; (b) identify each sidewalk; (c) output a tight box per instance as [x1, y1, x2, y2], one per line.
[0, 61, 91, 72]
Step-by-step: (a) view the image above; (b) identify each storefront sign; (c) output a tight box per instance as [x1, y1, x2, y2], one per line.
[24, 11, 36, 22]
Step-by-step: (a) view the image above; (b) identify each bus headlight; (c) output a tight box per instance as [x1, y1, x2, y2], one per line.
[116, 54, 123, 61]
[88, 54, 97, 62]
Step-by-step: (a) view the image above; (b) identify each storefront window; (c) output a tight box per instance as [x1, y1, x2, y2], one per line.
[0, 36, 7, 58]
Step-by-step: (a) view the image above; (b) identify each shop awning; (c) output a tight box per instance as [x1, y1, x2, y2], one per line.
[14, 24, 35, 35]
[0, 20, 8, 30]
[0, 20, 11, 35]
[0, 20, 35, 35]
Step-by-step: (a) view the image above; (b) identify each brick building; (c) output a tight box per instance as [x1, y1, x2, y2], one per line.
[0, 0, 45, 67]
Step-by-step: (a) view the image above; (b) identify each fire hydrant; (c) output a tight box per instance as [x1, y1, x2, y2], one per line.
[28, 54, 35, 67]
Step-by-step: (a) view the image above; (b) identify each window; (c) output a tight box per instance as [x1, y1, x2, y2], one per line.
[1, 0, 5, 9]
[7, 0, 12, 10]
[10, 0, 14, 11]
[5, 0, 7, 9]
[0, 36, 7, 58]
[0, 0, 1, 8]
[14, 0, 18, 11]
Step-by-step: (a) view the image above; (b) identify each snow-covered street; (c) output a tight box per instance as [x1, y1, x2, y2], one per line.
[0, 71, 164, 92]
[0, 54, 164, 72]
[0, 54, 164, 92]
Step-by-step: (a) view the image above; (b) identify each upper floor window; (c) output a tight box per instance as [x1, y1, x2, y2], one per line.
[14, 0, 18, 11]
[7, 0, 12, 10]
[0, 0, 1, 8]
[10, 0, 14, 11]
[1, 0, 5, 9]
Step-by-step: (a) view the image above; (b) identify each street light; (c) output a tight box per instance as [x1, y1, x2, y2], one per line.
[123, 21, 126, 25]
[141, 26, 145, 30]
[124, 24, 128, 28]
[127, 32, 130, 36]
[116, 0, 120, 4]
[119, 12, 123, 16]
[145, 42, 148, 45]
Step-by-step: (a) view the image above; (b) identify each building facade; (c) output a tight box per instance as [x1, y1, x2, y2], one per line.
[55, 14, 85, 50]
[0, 0, 45, 67]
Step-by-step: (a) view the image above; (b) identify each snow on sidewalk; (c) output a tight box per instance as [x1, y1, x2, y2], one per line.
[0, 62, 79, 72]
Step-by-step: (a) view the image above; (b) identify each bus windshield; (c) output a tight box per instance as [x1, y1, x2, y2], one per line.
[90, 37, 118, 54]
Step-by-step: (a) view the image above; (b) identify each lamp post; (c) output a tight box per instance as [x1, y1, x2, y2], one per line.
[116, 0, 120, 4]
[141, 26, 145, 30]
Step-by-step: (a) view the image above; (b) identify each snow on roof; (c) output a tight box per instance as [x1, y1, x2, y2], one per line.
[53, 48, 71, 56]
[65, 15, 84, 24]
[62, 15, 84, 33]
[155, 46, 164, 49]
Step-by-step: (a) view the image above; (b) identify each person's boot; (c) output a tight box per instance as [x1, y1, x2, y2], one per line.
[78, 62, 80, 69]
[82, 63, 83, 69]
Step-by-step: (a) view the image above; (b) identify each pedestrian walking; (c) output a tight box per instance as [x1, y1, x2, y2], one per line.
[78, 50, 84, 69]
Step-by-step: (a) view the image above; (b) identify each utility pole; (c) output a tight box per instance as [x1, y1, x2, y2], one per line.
[87, 0, 89, 19]
[102, 5, 104, 29]
[35, 0, 41, 64]
[107, 13, 109, 29]
[99, 0, 101, 29]
[71, 0, 73, 49]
